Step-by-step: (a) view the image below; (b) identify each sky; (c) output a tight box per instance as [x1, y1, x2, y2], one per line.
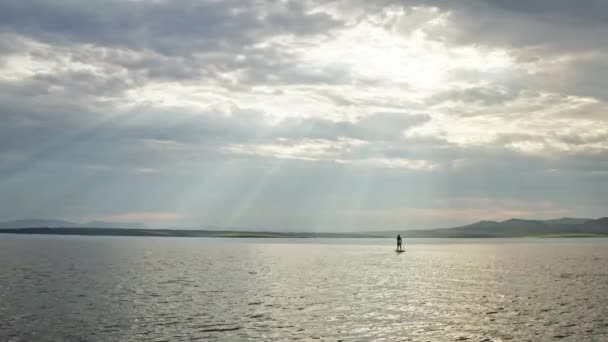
[0, 0, 607, 231]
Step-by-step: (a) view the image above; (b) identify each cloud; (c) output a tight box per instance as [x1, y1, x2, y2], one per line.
[428, 85, 521, 106]
[0, 0, 339, 53]
[224, 137, 369, 161]
[0, 0, 606, 230]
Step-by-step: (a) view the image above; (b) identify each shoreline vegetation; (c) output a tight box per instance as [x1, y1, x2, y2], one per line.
[1, 216, 607, 239]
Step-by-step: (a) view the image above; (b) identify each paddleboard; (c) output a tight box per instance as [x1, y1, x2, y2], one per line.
[395, 249, 405, 253]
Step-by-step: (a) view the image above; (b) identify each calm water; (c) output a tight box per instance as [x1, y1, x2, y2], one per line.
[1, 236, 607, 341]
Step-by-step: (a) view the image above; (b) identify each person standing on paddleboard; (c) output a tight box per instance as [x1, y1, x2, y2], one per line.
[396, 234, 403, 251]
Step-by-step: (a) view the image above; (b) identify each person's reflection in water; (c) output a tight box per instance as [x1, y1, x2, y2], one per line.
[396, 234, 403, 251]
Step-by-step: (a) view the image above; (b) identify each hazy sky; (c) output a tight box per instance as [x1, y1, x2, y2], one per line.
[0, 0, 607, 230]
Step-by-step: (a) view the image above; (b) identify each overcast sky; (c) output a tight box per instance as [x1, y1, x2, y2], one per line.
[0, 0, 607, 230]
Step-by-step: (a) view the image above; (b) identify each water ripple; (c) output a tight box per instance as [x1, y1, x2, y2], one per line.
[0, 237, 607, 341]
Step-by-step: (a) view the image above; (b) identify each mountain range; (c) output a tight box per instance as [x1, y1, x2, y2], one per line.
[0, 217, 607, 238]
[380, 217, 608, 238]
[0, 219, 145, 229]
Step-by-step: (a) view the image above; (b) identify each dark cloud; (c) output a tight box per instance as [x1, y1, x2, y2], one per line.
[481, 0, 608, 25]
[30, 69, 134, 96]
[537, 54, 608, 101]
[437, 1, 608, 53]
[0, 0, 339, 54]
[0, 0, 346, 89]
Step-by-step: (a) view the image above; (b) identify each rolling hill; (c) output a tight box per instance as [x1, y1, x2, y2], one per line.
[0, 217, 607, 238]
[388, 217, 608, 238]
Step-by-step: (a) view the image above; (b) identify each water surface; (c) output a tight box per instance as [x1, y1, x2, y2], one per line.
[1, 235, 607, 341]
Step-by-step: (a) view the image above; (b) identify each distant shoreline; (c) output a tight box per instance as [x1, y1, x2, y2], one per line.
[0, 227, 381, 239]
[0, 227, 607, 239]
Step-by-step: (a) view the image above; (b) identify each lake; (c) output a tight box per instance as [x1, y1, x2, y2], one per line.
[1, 235, 607, 341]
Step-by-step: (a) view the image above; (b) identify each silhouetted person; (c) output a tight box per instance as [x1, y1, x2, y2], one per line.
[396, 234, 403, 251]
